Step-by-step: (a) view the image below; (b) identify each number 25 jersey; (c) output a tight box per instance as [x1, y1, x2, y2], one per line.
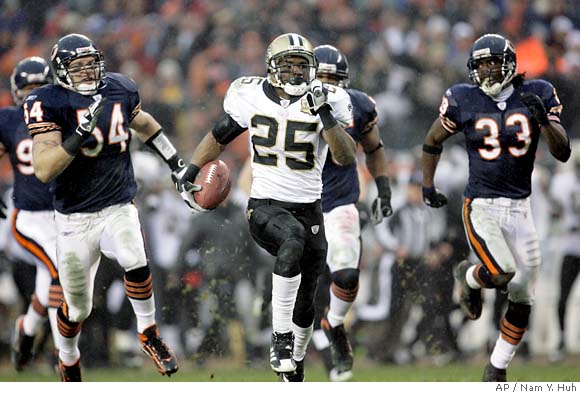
[25, 73, 139, 214]
[215, 77, 353, 203]
[439, 79, 563, 199]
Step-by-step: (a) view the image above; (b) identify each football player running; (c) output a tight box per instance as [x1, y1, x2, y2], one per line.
[25, 34, 182, 381]
[421, 33, 570, 382]
[0, 57, 62, 372]
[311, 45, 392, 382]
[175, 33, 356, 382]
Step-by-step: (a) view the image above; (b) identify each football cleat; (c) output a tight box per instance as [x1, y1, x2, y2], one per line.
[11, 315, 35, 372]
[455, 260, 482, 320]
[59, 358, 82, 382]
[321, 317, 353, 382]
[483, 362, 507, 382]
[138, 324, 179, 377]
[270, 331, 296, 373]
[281, 358, 304, 382]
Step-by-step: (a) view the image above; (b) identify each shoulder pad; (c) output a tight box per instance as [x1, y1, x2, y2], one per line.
[104, 72, 138, 93]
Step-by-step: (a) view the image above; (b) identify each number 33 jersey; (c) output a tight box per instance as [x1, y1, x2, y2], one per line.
[24, 73, 140, 214]
[219, 77, 353, 203]
[439, 79, 563, 199]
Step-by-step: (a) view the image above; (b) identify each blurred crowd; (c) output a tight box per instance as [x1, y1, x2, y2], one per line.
[1, 0, 580, 375]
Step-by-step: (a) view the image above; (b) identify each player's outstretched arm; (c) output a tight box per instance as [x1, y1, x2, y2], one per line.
[421, 118, 451, 208]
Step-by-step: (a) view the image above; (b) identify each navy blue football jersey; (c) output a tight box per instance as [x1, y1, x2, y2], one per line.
[439, 79, 563, 199]
[0, 106, 53, 211]
[24, 73, 140, 214]
[322, 88, 378, 213]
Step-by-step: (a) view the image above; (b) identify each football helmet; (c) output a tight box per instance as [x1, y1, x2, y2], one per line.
[314, 45, 350, 88]
[265, 33, 317, 96]
[50, 33, 105, 95]
[467, 34, 516, 97]
[10, 56, 53, 106]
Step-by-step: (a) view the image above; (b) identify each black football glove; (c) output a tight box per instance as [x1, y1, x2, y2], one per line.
[422, 186, 447, 208]
[520, 92, 549, 126]
[174, 164, 206, 214]
[0, 195, 6, 219]
[76, 96, 107, 138]
[305, 79, 332, 115]
[371, 176, 393, 225]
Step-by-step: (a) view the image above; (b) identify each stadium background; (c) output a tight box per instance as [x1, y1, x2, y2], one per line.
[0, 0, 579, 382]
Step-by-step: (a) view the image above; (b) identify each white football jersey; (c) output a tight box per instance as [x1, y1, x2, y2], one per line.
[224, 77, 353, 203]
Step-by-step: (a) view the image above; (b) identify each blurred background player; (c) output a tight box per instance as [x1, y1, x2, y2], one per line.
[25, 33, 182, 381]
[421, 33, 570, 382]
[0, 57, 61, 372]
[548, 146, 580, 361]
[310, 44, 392, 382]
[175, 33, 356, 382]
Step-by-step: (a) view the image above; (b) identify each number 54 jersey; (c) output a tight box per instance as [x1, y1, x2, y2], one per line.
[24, 73, 139, 214]
[219, 77, 353, 203]
[439, 79, 563, 199]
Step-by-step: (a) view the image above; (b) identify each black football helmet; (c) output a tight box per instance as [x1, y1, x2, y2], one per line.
[265, 33, 317, 96]
[467, 34, 516, 96]
[314, 45, 350, 88]
[50, 33, 105, 95]
[10, 56, 53, 106]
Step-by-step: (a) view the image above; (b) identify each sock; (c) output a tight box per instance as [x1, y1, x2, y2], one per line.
[128, 296, 156, 333]
[23, 306, 46, 336]
[490, 335, 517, 369]
[271, 273, 301, 333]
[466, 265, 482, 289]
[311, 329, 330, 350]
[292, 322, 313, 361]
[327, 292, 352, 327]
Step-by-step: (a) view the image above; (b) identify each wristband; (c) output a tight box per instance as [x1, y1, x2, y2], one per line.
[423, 144, 443, 155]
[318, 105, 338, 129]
[145, 129, 182, 171]
[62, 132, 86, 156]
[375, 176, 391, 198]
[181, 164, 201, 184]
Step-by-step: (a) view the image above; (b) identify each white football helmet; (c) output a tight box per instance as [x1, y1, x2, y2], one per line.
[265, 33, 317, 96]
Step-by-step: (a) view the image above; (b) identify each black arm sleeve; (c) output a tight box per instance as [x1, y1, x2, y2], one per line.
[211, 113, 247, 145]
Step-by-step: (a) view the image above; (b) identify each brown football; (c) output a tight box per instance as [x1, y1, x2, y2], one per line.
[193, 160, 232, 210]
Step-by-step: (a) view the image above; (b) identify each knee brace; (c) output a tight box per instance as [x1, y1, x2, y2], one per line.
[331, 268, 360, 302]
[475, 263, 515, 288]
[500, 301, 531, 346]
[124, 265, 153, 300]
[275, 237, 305, 277]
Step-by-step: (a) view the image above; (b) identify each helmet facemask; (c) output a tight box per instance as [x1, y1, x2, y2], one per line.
[266, 33, 317, 96]
[467, 34, 516, 97]
[56, 54, 105, 95]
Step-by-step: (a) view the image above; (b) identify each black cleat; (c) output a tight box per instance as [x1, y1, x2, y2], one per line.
[281, 358, 304, 382]
[321, 318, 353, 382]
[270, 331, 296, 373]
[11, 316, 35, 372]
[138, 324, 179, 376]
[455, 260, 482, 320]
[59, 358, 82, 382]
[483, 362, 507, 382]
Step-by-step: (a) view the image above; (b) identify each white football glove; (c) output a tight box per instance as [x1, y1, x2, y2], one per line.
[179, 184, 208, 215]
[305, 79, 331, 115]
[77, 96, 107, 137]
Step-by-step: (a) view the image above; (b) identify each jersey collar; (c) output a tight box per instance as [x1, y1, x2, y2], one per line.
[263, 81, 303, 106]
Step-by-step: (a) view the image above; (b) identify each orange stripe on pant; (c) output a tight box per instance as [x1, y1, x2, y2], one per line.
[11, 209, 58, 279]
[462, 198, 500, 275]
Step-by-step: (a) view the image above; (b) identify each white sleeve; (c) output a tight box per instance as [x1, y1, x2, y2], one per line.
[223, 78, 249, 129]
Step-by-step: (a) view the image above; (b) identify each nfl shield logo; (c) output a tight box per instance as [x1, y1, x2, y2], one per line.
[311, 225, 320, 234]
[497, 102, 507, 111]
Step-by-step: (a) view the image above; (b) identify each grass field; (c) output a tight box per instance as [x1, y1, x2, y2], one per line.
[1, 356, 578, 382]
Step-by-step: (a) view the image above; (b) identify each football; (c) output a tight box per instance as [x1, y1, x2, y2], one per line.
[193, 160, 232, 210]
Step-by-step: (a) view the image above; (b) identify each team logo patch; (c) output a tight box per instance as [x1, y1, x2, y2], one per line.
[497, 102, 506, 111]
[311, 225, 319, 234]
[246, 208, 254, 220]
